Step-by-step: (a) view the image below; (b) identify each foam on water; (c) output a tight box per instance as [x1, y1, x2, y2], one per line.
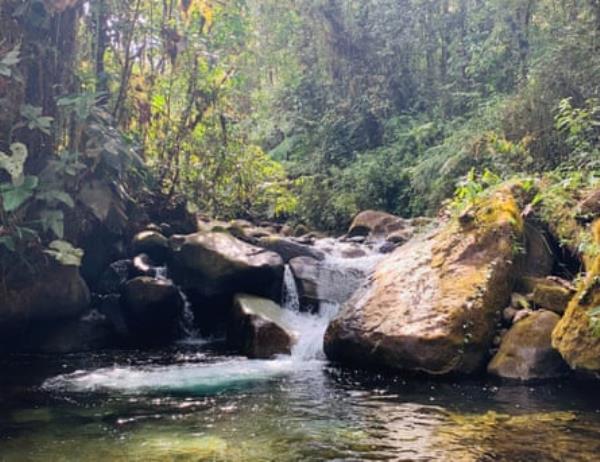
[41, 358, 322, 394]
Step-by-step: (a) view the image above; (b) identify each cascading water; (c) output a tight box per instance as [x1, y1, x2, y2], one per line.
[279, 242, 383, 361]
[155, 266, 198, 339]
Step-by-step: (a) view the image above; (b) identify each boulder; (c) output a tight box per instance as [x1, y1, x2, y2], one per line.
[348, 210, 408, 238]
[0, 264, 90, 330]
[488, 310, 568, 381]
[228, 294, 294, 359]
[120, 277, 184, 344]
[256, 236, 325, 263]
[171, 232, 284, 301]
[325, 189, 522, 375]
[132, 230, 170, 263]
[521, 276, 575, 314]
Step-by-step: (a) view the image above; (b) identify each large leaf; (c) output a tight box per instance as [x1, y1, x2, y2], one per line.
[1, 176, 38, 212]
[45, 240, 84, 267]
[0, 143, 28, 184]
[37, 189, 75, 208]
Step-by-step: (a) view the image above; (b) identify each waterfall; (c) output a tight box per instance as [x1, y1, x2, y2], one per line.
[155, 266, 198, 339]
[280, 245, 384, 362]
[282, 265, 301, 312]
[281, 264, 340, 361]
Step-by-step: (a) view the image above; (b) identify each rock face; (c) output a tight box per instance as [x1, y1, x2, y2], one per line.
[552, 255, 600, 372]
[0, 265, 90, 330]
[120, 276, 184, 343]
[325, 190, 522, 375]
[228, 294, 294, 359]
[488, 310, 568, 381]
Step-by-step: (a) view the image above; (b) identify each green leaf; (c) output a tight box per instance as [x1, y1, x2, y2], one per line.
[39, 209, 64, 239]
[37, 190, 75, 208]
[44, 240, 84, 267]
[19, 105, 54, 135]
[1, 176, 38, 212]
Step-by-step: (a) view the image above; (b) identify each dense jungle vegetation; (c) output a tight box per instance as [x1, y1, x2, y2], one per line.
[1, 0, 600, 262]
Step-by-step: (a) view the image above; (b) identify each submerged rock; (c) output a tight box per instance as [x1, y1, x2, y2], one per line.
[488, 310, 568, 381]
[120, 276, 184, 344]
[325, 189, 523, 375]
[228, 294, 294, 359]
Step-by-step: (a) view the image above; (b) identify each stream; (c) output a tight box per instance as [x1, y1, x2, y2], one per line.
[2, 248, 600, 461]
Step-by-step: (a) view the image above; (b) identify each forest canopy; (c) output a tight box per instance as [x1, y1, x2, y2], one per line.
[1, 0, 599, 253]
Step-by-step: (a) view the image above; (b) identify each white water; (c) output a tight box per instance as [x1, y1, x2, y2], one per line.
[155, 266, 199, 339]
[41, 358, 322, 394]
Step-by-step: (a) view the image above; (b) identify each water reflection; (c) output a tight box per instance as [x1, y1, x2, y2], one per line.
[2, 348, 600, 461]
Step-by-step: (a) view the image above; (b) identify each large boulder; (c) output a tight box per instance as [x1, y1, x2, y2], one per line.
[325, 189, 523, 375]
[172, 232, 283, 297]
[488, 310, 568, 381]
[120, 276, 184, 344]
[170, 232, 284, 333]
[0, 264, 90, 330]
[228, 294, 294, 359]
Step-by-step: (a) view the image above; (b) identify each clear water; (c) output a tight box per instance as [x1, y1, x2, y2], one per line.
[2, 249, 600, 461]
[2, 345, 600, 462]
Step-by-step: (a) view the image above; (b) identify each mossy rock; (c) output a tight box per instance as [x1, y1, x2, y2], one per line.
[552, 223, 600, 373]
[325, 188, 523, 375]
[488, 310, 568, 381]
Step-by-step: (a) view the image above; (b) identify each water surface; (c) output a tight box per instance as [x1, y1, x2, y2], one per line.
[1, 344, 600, 461]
